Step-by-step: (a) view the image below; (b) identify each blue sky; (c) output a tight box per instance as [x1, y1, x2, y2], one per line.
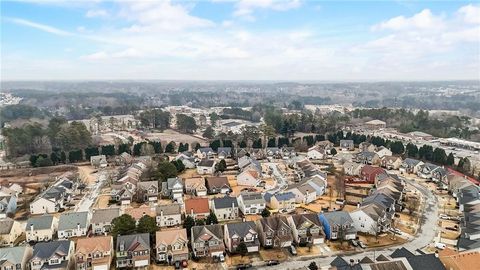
[1, 0, 479, 81]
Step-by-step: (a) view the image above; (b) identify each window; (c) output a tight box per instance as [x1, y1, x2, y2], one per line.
[266, 239, 272, 245]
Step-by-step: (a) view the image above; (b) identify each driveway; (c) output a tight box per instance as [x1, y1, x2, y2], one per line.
[75, 170, 108, 212]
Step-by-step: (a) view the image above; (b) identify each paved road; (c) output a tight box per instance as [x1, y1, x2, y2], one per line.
[265, 163, 288, 194]
[75, 171, 107, 212]
[255, 177, 439, 269]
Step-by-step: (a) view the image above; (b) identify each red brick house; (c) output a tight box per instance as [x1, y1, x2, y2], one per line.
[360, 165, 386, 184]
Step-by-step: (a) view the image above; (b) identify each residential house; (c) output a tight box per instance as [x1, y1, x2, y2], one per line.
[263, 192, 296, 213]
[57, 212, 89, 239]
[224, 221, 260, 253]
[417, 163, 440, 179]
[136, 181, 159, 202]
[0, 246, 32, 270]
[115, 234, 150, 269]
[197, 159, 216, 175]
[7, 183, 23, 195]
[110, 185, 134, 205]
[339, 140, 354, 151]
[217, 147, 232, 159]
[288, 214, 325, 245]
[26, 215, 58, 242]
[162, 177, 183, 201]
[289, 184, 317, 204]
[359, 142, 376, 152]
[175, 152, 196, 169]
[256, 216, 293, 248]
[400, 158, 424, 174]
[350, 203, 391, 235]
[354, 151, 380, 165]
[237, 193, 266, 215]
[184, 177, 207, 197]
[365, 119, 386, 129]
[362, 193, 396, 212]
[343, 161, 364, 176]
[265, 147, 281, 159]
[115, 152, 133, 166]
[124, 205, 156, 224]
[91, 208, 120, 235]
[238, 156, 261, 173]
[319, 211, 357, 240]
[381, 156, 403, 170]
[29, 240, 74, 270]
[307, 141, 333, 160]
[197, 148, 215, 159]
[75, 236, 113, 270]
[439, 248, 480, 270]
[190, 225, 225, 258]
[156, 204, 182, 227]
[212, 196, 239, 221]
[376, 146, 392, 158]
[305, 174, 328, 196]
[0, 195, 16, 218]
[237, 169, 261, 187]
[205, 176, 231, 194]
[432, 166, 449, 184]
[0, 218, 23, 246]
[360, 165, 386, 184]
[184, 198, 210, 220]
[155, 229, 189, 265]
[90, 155, 107, 168]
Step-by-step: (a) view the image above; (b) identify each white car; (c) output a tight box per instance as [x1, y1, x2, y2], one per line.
[434, 242, 446, 250]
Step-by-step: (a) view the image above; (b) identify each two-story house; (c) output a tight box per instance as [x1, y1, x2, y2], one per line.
[26, 215, 58, 243]
[354, 151, 381, 165]
[381, 156, 403, 170]
[162, 178, 183, 201]
[57, 212, 90, 240]
[136, 181, 159, 202]
[350, 203, 391, 235]
[75, 236, 113, 270]
[224, 221, 260, 253]
[205, 176, 231, 194]
[91, 208, 120, 235]
[30, 240, 74, 270]
[319, 211, 357, 240]
[156, 204, 182, 228]
[0, 195, 16, 219]
[184, 198, 210, 220]
[191, 225, 225, 259]
[339, 140, 354, 151]
[212, 196, 239, 221]
[237, 193, 266, 215]
[155, 229, 189, 265]
[400, 158, 424, 174]
[237, 169, 261, 187]
[0, 246, 32, 270]
[288, 214, 325, 245]
[264, 192, 296, 213]
[184, 177, 207, 197]
[197, 159, 216, 175]
[0, 218, 23, 247]
[116, 233, 150, 269]
[256, 216, 294, 248]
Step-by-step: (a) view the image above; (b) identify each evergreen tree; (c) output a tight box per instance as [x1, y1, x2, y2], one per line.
[446, 153, 455, 166]
[111, 214, 136, 237]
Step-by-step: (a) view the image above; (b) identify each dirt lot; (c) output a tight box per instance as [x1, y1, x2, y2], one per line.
[145, 129, 207, 145]
[357, 233, 408, 248]
[259, 249, 288, 261]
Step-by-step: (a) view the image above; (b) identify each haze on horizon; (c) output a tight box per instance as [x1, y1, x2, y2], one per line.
[1, 0, 480, 82]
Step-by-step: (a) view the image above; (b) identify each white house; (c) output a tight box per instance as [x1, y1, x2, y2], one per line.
[307, 145, 328, 160]
[343, 161, 364, 176]
[26, 215, 58, 242]
[212, 196, 240, 221]
[289, 185, 317, 204]
[237, 193, 266, 215]
[237, 169, 261, 187]
[350, 204, 390, 235]
[57, 212, 89, 239]
[375, 146, 392, 158]
[196, 159, 216, 175]
[163, 177, 183, 201]
[0, 218, 23, 246]
[156, 204, 182, 227]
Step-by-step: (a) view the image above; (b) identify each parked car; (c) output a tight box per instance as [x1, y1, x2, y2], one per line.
[289, 245, 297, 256]
[219, 254, 225, 262]
[236, 263, 253, 270]
[266, 260, 280, 266]
[434, 242, 446, 250]
[335, 199, 346, 205]
[358, 241, 367, 249]
[350, 239, 358, 247]
[390, 228, 402, 235]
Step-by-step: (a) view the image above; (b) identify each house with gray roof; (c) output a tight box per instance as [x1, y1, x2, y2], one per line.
[137, 181, 159, 202]
[175, 152, 196, 169]
[417, 162, 440, 179]
[354, 151, 380, 165]
[237, 193, 266, 215]
[191, 224, 225, 258]
[319, 211, 357, 240]
[196, 147, 215, 159]
[340, 140, 354, 151]
[256, 216, 293, 248]
[224, 221, 260, 253]
[217, 147, 232, 159]
[57, 211, 89, 239]
[26, 215, 58, 242]
[91, 208, 120, 235]
[0, 218, 23, 247]
[0, 246, 32, 270]
[90, 155, 107, 168]
[156, 203, 182, 227]
[116, 233, 150, 269]
[212, 196, 239, 221]
[0, 195, 16, 219]
[400, 158, 424, 174]
[162, 177, 183, 201]
[29, 240, 74, 270]
[288, 213, 325, 245]
[196, 159, 216, 175]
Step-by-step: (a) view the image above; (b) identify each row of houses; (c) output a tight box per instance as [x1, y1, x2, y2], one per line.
[30, 173, 78, 215]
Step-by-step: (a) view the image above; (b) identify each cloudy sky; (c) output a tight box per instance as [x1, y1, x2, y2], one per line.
[1, 0, 479, 81]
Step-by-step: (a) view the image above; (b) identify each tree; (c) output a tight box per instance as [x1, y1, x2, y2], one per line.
[406, 143, 418, 158]
[165, 141, 176, 153]
[206, 210, 218, 225]
[36, 155, 53, 167]
[308, 262, 318, 270]
[209, 112, 220, 127]
[259, 124, 276, 148]
[203, 126, 215, 139]
[101, 144, 115, 156]
[68, 149, 83, 163]
[176, 114, 197, 133]
[84, 146, 99, 160]
[446, 153, 455, 166]
[433, 148, 447, 165]
[184, 216, 195, 237]
[267, 138, 276, 147]
[156, 161, 178, 182]
[136, 215, 158, 234]
[117, 143, 131, 154]
[261, 208, 271, 217]
[171, 160, 185, 173]
[50, 152, 60, 165]
[239, 141, 247, 148]
[133, 142, 145, 156]
[149, 141, 162, 154]
[210, 140, 221, 151]
[215, 159, 227, 172]
[390, 141, 405, 155]
[330, 148, 337, 156]
[252, 138, 262, 149]
[111, 214, 136, 237]
[236, 242, 248, 257]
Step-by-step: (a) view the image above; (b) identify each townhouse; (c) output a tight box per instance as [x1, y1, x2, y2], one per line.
[26, 215, 58, 242]
[288, 213, 325, 245]
[75, 236, 113, 270]
[264, 192, 296, 213]
[191, 224, 225, 258]
[212, 196, 240, 221]
[184, 177, 207, 196]
[115, 233, 150, 269]
[319, 211, 357, 240]
[256, 216, 294, 248]
[350, 203, 392, 235]
[155, 229, 189, 265]
[57, 211, 89, 239]
[0, 246, 32, 270]
[224, 221, 260, 253]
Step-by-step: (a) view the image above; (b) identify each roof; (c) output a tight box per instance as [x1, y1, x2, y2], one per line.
[240, 192, 266, 205]
[213, 196, 238, 209]
[155, 228, 187, 247]
[361, 165, 385, 176]
[185, 198, 210, 214]
[76, 236, 112, 254]
[91, 208, 120, 224]
[225, 221, 257, 238]
[290, 213, 323, 229]
[198, 147, 214, 154]
[58, 211, 89, 231]
[167, 177, 183, 189]
[439, 248, 480, 270]
[217, 147, 232, 154]
[124, 205, 155, 220]
[273, 192, 296, 202]
[258, 216, 291, 232]
[0, 218, 15, 234]
[32, 240, 71, 260]
[404, 254, 446, 270]
[198, 159, 215, 167]
[26, 215, 55, 230]
[366, 119, 386, 125]
[191, 224, 223, 242]
[156, 203, 182, 215]
[330, 256, 348, 267]
[391, 247, 414, 258]
[184, 177, 206, 189]
[376, 254, 390, 261]
[322, 211, 353, 226]
[354, 203, 385, 220]
[369, 260, 409, 270]
[116, 233, 150, 251]
[137, 181, 158, 191]
[205, 176, 230, 189]
[0, 246, 28, 265]
[403, 158, 422, 166]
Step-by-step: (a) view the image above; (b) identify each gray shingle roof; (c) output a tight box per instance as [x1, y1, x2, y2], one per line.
[225, 221, 257, 238]
[116, 233, 150, 251]
[240, 193, 265, 205]
[198, 159, 215, 167]
[322, 211, 354, 226]
[0, 246, 28, 265]
[91, 208, 120, 224]
[26, 215, 55, 230]
[156, 203, 182, 215]
[32, 240, 71, 260]
[0, 218, 15, 234]
[213, 196, 238, 209]
[191, 224, 224, 242]
[58, 211, 89, 231]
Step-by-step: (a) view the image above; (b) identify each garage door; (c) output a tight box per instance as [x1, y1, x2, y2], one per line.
[247, 246, 259, 252]
[135, 260, 149, 267]
[93, 265, 108, 270]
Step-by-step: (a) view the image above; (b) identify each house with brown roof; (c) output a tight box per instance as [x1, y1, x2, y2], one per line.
[75, 235, 113, 270]
[124, 205, 156, 223]
[288, 214, 325, 245]
[91, 208, 120, 235]
[205, 176, 231, 194]
[381, 156, 403, 170]
[256, 216, 294, 248]
[190, 224, 225, 258]
[360, 165, 386, 184]
[184, 198, 210, 220]
[155, 229, 189, 265]
[184, 177, 207, 197]
[237, 169, 261, 187]
[439, 247, 480, 270]
[136, 181, 159, 202]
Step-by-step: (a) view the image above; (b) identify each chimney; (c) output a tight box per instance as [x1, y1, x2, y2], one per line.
[350, 259, 355, 266]
[77, 223, 80, 232]
[191, 208, 194, 216]
[160, 210, 164, 218]
[435, 251, 439, 258]
[30, 223, 34, 234]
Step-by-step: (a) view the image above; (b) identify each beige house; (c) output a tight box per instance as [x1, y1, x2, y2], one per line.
[26, 215, 58, 243]
[0, 246, 33, 270]
[155, 229, 189, 265]
[0, 218, 23, 246]
[75, 235, 113, 270]
[184, 177, 207, 197]
[381, 156, 403, 170]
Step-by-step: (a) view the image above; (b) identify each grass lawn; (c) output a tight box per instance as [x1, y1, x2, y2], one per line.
[259, 249, 288, 261]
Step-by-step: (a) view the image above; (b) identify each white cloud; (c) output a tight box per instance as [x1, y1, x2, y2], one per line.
[457, 4, 480, 24]
[233, 0, 301, 19]
[372, 9, 445, 31]
[86, 9, 108, 18]
[5, 17, 73, 36]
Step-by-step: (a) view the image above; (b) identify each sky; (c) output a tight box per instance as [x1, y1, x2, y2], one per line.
[1, 0, 479, 81]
